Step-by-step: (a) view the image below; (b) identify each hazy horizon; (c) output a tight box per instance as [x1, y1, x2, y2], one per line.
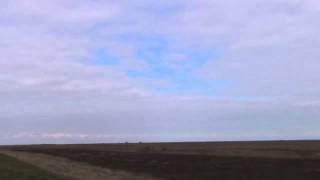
[1, 0, 320, 144]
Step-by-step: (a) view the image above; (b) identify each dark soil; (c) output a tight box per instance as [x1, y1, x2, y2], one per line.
[10, 148, 320, 180]
[0, 153, 70, 180]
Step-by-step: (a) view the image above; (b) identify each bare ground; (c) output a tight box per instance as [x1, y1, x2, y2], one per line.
[5, 141, 320, 180]
[0, 150, 162, 180]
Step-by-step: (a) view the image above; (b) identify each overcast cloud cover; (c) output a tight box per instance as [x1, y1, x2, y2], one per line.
[1, 0, 320, 144]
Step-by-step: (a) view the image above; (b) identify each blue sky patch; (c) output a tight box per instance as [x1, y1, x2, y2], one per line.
[125, 37, 223, 95]
[89, 48, 119, 66]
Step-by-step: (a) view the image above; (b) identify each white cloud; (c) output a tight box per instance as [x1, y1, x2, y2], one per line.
[187, 0, 320, 99]
[2, 0, 120, 23]
[0, 0, 320, 143]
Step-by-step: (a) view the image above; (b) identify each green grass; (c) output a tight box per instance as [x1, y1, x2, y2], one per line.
[0, 154, 70, 180]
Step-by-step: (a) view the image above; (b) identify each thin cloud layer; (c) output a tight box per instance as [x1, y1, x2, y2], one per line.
[0, 0, 320, 144]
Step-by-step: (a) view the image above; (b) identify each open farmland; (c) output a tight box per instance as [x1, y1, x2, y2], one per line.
[0, 153, 70, 180]
[0, 150, 160, 180]
[3, 140, 320, 180]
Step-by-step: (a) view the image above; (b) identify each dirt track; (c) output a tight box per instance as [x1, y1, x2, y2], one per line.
[4, 141, 320, 180]
[0, 151, 162, 180]
[12, 148, 320, 180]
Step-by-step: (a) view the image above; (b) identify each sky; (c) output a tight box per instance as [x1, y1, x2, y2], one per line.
[1, 0, 320, 144]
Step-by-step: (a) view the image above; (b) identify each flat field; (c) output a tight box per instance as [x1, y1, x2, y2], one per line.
[0, 153, 69, 180]
[3, 140, 320, 180]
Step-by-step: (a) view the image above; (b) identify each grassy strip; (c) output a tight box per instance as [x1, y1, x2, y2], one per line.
[0, 153, 70, 180]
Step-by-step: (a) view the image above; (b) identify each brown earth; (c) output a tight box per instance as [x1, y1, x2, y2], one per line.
[3, 140, 320, 180]
[0, 150, 162, 180]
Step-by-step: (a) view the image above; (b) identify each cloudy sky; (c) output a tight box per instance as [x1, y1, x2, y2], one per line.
[1, 0, 320, 144]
